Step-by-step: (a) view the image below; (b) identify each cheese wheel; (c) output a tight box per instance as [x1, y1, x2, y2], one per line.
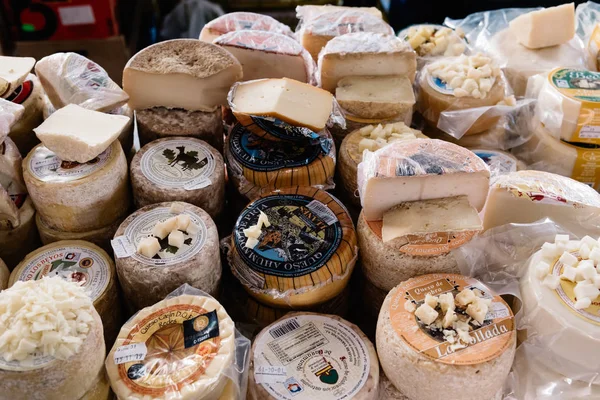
[248, 312, 379, 400]
[131, 137, 225, 220]
[0, 196, 39, 269]
[114, 202, 221, 311]
[136, 107, 224, 153]
[105, 293, 236, 400]
[6, 74, 43, 156]
[23, 140, 130, 232]
[470, 149, 523, 181]
[225, 124, 335, 200]
[379, 373, 409, 400]
[80, 367, 112, 400]
[229, 187, 357, 308]
[377, 274, 516, 400]
[200, 12, 295, 42]
[9, 240, 123, 346]
[0, 258, 8, 289]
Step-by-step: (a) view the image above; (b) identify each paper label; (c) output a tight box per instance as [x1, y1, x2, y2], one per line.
[111, 236, 136, 258]
[472, 149, 518, 181]
[6, 79, 34, 105]
[58, 5, 95, 26]
[28, 145, 112, 182]
[572, 145, 600, 191]
[253, 315, 371, 399]
[114, 343, 148, 365]
[389, 274, 515, 365]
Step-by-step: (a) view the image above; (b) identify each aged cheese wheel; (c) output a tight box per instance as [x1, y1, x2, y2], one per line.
[80, 368, 112, 400]
[23, 140, 130, 232]
[114, 202, 221, 311]
[131, 137, 225, 220]
[225, 124, 335, 200]
[248, 312, 379, 400]
[136, 107, 224, 153]
[105, 293, 236, 400]
[377, 274, 516, 400]
[6, 74, 43, 156]
[0, 196, 39, 269]
[0, 258, 8, 289]
[9, 240, 123, 346]
[229, 187, 357, 308]
[379, 373, 408, 400]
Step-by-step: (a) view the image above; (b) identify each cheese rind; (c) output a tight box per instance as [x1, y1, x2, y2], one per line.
[200, 11, 295, 43]
[6, 74, 44, 156]
[0, 56, 35, 99]
[509, 4, 575, 49]
[0, 98, 24, 143]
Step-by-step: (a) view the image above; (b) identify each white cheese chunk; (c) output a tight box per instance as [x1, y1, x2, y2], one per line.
[404, 300, 416, 312]
[245, 237, 259, 249]
[438, 293, 455, 313]
[593, 275, 600, 289]
[582, 236, 598, 249]
[442, 309, 458, 328]
[137, 237, 161, 258]
[425, 294, 438, 308]
[509, 3, 575, 49]
[576, 260, 597, 281]
[542, 274, 561, 289]
[0, 98, 24, 142]
[243, 225, 262, 240]
[258, 211, 271, 228]
[455, 289, 477, 306]
[0, 56, 35, 98]
[168, 230, 185, 248]
[466, 297, 489, 324]
[580, 244, 592, 259]
[559, 251, 578, 267]
[535, 261, 550, 279]
[176, 214, 191, 231]
[560, 265, 578, 282]
[169, 203, 186, 214]
[574, 282, 600, 301]
[414, 303, 439, 325]
[555, 234, 570, 246]
[574, 297, 592, 309]
[187, 222, 199, 235]
[541, 243, 561, 259]
[591, 248, 600, 263]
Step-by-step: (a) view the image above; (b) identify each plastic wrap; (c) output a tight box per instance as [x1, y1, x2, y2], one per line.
[577, 2, 600, 71]
[225, 187, 358, 309]
[398, 24, 468, 70]
[199, 11, 295, 43]
[0, 98, 24, 141]
[105, 284, 251, 400]
[295, 4, 383, 23]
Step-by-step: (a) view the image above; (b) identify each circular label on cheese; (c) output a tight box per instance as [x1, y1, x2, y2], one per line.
[27, 145, 113, 182]
[428, 74, 456, 96]
[5, 79, 33, 105]
[389, 274, 515, 365]
[140, 139, 216, 190]
[11, 244, 111, 303]
[253, 315, 371, 399]
[244, 116, 319, 142]
[125, 207, 208, 267]
[549, 68, 600, 103]
[472, 149, 517, 180]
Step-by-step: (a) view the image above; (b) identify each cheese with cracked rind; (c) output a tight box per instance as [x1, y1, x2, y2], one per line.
[509, 3, 575, 49]
[0, 196, 39, 270]
[200, 12, 295, 43]
[0, 56, 35, 99]
[6, 74, 44, 155]
[114, 202, 221, 311]
[24, 141, 130, 232]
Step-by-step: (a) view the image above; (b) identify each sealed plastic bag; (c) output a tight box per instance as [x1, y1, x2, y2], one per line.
[199, 11, 294, 43]
[0, 98, 24, 142]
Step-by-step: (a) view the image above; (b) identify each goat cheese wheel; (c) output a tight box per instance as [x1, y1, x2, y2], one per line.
[377, 274, 516, 400]
[114, 202, 221, 311]
[248, 312, 379, 400]
[6, 74, 43, 156]
[0, 196, 39, 269]
[131, 137, 225, 220]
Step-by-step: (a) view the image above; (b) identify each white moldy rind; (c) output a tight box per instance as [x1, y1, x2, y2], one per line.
[0, 196, 39, 269]
[114, 202, 221, 311]
[131, 137, 225, 220]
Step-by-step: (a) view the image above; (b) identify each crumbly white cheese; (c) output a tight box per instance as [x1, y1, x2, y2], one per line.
[137, 237, 161, 258]
[242, 211, 271, 249]
[357, 122, 420, 153]
[405, 25, 466, 57]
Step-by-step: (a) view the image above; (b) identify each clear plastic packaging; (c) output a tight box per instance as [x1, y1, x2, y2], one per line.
[577, 1, 600, 71]
[105, 284, 251, 400]
[0, 98, 24, 140]
[398, 24, 469, 70]
[199, 11, 295, 43]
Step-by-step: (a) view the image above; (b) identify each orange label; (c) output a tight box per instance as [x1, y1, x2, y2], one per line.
[389, 274, 515, 365]
[572, 145, 600, 191]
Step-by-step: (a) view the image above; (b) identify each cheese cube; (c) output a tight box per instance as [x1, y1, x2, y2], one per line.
[33, 104, 130, 163]
[243, 225, 262, 240]
[560, 265, 578, 282]
[555, 234, 570, 246]
[442, 309, 458, 329]
[258, 211, 271, 228]
[0, 56, 35, 99]
[404, 300, 416, 313]
[168, 230, 185, 248]
[424, 294, 438, 308]
[509, 4, 575, 49]
[151, 217, 178, 239]
[559, 251, 578, 267]
[590, 248, 600, 263]
[245, 237, 259, 249]
[187, 223, 199, 235]
[535, 261, 550, 279]
[466, 297, 489, 324]
[574, 282, 600, 302]
[579, 244, 592, 259]
[137, 237, 161, 258]
[176, 214, 191, 231]
[582, 236, 598, 249]
[414, 303, 438, 325]
[574, 297, 592, 310]
[358, 138, 378, 153]
[438, 293, 455, 313]
[455, 289, 476, 306]
[593, 275, 600, 289]
[169, 203, 185, 214]
[542, 274, 561, 289]
[576, 260, 597, 280]
[541, 243, 561, 259]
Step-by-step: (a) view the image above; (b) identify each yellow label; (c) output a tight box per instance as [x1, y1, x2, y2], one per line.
[571, 144, 600, 191]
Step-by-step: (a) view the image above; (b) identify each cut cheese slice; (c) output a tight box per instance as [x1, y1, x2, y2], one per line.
[0, 56, 35, 99]
[123, 39, 242, 111]
[0, 258, 8, 290]
[0, 98, 24, 143]
[357, 139, 490, 221]
[509, 3, 575, 49]
[0, 197, 39, 270]
[106, 293, 235, 400]
[6, 74, 44, 156]
[230, 78, 333, 133]
[200, 11, 295, 43]
[34, 104, 130, 163]
[336, 76, 415, 120]
[319, 32, 416, 93]
[214, 30, 315, 83]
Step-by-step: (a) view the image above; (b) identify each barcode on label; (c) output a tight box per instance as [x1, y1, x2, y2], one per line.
[269, 319, 301, 339]
[306, 200, 337, 226]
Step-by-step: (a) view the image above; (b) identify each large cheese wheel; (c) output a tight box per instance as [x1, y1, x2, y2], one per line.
[0, 196, 39, 269]
[199, 11, 295, 43]
[229, 187, 357, 308]
[136, 107, 224, 153]
[80, 368, 112, 400]
[23, 141, 131, 232]
[6, 74, 43, 156]
[0, 258, 8, 289]
[470, 148, 523, 181]
[131, 137, 225, 220]
[248, 312, 379, 400]
[105, 293, 236, 400]
[379, 373, 408, 400]
[377, 274, 516, 400]
[114, 202, 221, 311]
[9, 240, 123, 346]
[225, 124, 335, 200]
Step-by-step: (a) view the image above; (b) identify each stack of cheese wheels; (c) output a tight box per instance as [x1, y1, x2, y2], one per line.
[130, 137, 226, 221]
[0, 258, 8, 289]
[113, 201, 221, 311]
[106, 293, 236, 399]
[0, 278, 105, 400]
[9, 240, 123, 345]
[377, 274, 517, 400]
[5, 73, 44, 155]
[23, 140, 130, 233]
[199, 11, 295, 42]
[248, 312, 379, 400]
[229, 187, 358, 309]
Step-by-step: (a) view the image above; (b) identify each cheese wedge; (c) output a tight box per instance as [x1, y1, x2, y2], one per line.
[509, 3, 575, 49]
[0, 56, 35, 98]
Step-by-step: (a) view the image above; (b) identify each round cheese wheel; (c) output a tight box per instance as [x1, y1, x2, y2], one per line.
[114, 201, 221, 311]
[0, 258, 8, 289]
[470, 149, 523, 181]
[377, 274, 516, 400]
[23, 140, 131, 232]
[9, 240, 123, 346]
[0, 196, 40, 269]
[379, 373, 409, 400]
[225, 124, 335, 200]
[131, 137, 225, 221]
[106, 293, 236, 400]
[136, 107, 224, 153]
[200, 11, 295, 43]
[6, 74, 44, 156]
[80, 369, 112, 400]
[248, 312, 379, 400]
[229, 187, 357, 308]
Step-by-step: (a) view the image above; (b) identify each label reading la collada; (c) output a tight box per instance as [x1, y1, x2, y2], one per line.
[253, 315, 371, 399]
[389, 274, 515, 365]
[140, 139, 215, 190]
[124, 207, 207, 267]
[28, 145, 112, 182]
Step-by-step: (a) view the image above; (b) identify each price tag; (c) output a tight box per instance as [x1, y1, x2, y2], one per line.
[254, 365, 287, 384]
[113, 343, 147, 365]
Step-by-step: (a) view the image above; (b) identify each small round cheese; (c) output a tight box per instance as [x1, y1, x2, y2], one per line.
[23, 140, 130, 232]
[114, 202, 221, 311]
[248, 312, 379, 400]
[106, 293, 235, 400]
[229, 187, 358, 308]
[377, 274, 516, 400]
[131, 137, 225, 220]
[0, 196, 39, 269]
[6, 74, 43, 156]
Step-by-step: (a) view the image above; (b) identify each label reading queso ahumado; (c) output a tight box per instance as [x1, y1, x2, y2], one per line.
[28, 145, 112, 182]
